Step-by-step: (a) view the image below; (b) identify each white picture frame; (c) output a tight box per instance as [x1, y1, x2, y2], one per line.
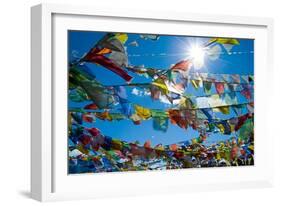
[31, 3, 274, 202]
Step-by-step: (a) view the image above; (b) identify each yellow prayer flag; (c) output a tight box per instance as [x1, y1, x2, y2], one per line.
[209, 38, 239, 45]
[191, 79, 200, 90]
[115, 33, 128, 44]
[152, 78, 169, 95]
[213, 106, 230, 115]
[216, 123, 225, 134]
[134, 105, 152, 120]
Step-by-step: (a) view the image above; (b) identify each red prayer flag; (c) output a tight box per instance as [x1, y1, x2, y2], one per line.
[169, 144, 178, 151]
[171, 60, 192, 72]
[83, 49, 132, 82]
[82, 114, 94, 123]
[84, 103, 98, 110]
[79, 135, 92, 145]
[235, 113, 250, 131]
[215, 82, 225, 95]
[87, 127, 100, 137]
[241, 88, 252, 100]
[144, 140, 151, 149]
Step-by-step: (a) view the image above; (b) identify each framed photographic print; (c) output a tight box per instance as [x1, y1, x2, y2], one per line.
[31, 3, 274, 201]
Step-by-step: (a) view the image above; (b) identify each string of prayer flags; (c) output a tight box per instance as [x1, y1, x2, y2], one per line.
[188, 72, 253, 85]
[125, 65, 254, 89]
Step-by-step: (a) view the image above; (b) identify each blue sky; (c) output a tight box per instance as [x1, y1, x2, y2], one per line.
[68, 30, 254, 146]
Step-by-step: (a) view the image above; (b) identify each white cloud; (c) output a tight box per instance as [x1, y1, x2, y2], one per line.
[131, 88, 151, 96]
[159, 94, 181, 106]
[131, 88, 141, 96]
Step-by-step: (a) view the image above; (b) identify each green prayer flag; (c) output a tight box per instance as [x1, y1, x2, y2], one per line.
[203, 81, 212, 95]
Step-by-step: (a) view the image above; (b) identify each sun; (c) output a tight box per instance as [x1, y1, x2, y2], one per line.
[189, 44, 205, 70]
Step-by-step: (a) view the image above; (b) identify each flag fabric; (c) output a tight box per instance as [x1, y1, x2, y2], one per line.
[83, 52, 133, 82]
[215, 82, 225, 95]
[203, 81, 212, 95]
[171, 60, 192, 72]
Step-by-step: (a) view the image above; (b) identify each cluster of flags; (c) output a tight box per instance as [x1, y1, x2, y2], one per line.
[69, 115, 254, 173]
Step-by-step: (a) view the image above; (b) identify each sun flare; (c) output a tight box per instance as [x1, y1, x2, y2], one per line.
[188, 44, 205, 70]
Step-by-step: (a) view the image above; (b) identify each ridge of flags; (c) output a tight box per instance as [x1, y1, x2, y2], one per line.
[69, 102, 254, 135]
